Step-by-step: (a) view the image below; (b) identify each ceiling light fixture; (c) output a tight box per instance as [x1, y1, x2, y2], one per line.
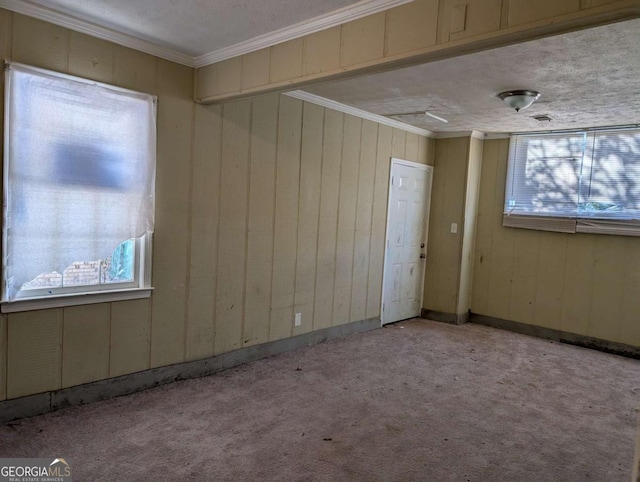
[498, 90, 540, 112]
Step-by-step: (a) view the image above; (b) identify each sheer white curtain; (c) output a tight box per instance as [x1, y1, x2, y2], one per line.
[4, 63, 156, 301]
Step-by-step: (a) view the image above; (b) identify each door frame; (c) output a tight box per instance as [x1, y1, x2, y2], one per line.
[380, 157, 434, 325]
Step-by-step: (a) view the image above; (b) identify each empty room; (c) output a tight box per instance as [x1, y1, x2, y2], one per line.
[0, 0, 639, 480]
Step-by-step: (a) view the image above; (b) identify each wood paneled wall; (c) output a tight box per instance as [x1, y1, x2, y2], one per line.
[186, 96, 433, 355]
[472, 139, 640, 346]
[0, 9, 433, 401]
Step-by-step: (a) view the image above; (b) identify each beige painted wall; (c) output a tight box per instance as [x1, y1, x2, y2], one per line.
[0, 9, 434, 401]
[472, 139, 640, 347]
[422, 136, 471, 315]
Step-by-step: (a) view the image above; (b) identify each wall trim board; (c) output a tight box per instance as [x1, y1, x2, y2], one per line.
[0, 317, 380, 423]
[421, 308, 469, 325]
[193, 0, 413, 67]
[0, 0, 195, 66]
[285, 90, 434, 138]
[470, 314, 640, 360]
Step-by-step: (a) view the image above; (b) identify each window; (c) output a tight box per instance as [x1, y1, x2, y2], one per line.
[3, 63, 156, 308]
[503, 128, 640, 236]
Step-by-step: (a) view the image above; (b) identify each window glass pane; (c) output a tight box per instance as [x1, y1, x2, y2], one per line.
[579, 130, 640, 219]
[103, 239, 135, 284]
[63, 261, 101, 287]
[505, 134, 585, 216]
[20, 238, 136, 292]
[20, 272, 62, 291]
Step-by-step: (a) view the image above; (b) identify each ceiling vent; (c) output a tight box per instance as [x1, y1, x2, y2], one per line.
[531, 114, 553, 122]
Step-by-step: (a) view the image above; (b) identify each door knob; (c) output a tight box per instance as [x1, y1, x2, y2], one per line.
[420, 243, 425, 248]
[420, 253, 426, 259]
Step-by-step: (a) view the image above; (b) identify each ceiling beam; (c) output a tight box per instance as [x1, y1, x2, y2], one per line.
[196, 0, 640, 104]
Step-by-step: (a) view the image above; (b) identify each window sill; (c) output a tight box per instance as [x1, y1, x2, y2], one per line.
[1, 287, 153, 313]
[503, 214, 640, 236]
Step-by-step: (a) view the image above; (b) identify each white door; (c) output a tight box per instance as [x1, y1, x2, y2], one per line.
[381, 158, 433, 325]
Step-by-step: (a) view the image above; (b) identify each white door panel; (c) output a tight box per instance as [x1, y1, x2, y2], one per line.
[382, 159, 433, 325]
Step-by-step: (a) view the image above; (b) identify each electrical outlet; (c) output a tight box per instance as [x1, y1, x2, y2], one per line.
[294, 312, 302, 327]
[451, 223, 458, 234]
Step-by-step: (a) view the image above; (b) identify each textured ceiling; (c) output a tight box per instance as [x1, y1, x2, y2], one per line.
[29, 0, 361, 56]
[303, 19, 640, 134]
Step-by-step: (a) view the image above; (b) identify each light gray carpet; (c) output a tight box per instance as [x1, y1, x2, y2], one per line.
[1, 318, 639, 481]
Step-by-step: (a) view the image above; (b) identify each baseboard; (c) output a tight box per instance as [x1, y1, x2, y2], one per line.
[421, 309, 469, 325]
[470, 313, 640, 360]
[1, 317, 381, 424]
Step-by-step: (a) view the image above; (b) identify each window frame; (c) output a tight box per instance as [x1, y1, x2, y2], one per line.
[1, 62, 155, 312]
[503, 126, 640, 237]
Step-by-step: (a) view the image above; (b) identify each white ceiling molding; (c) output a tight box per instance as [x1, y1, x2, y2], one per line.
[286, 90, 434, 138]
[435, 131, 486, 139]
[0, 0, 412, 69]
[0, 0, 196, 66]
[193, 0, 412, 67]
[484, 133, 511, 139]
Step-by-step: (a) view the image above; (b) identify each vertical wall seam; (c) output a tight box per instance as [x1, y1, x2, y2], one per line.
[212, 103, 225, 352]
[556, 236, 569, 330]
[312, 108, 329, 332]
[500, 0, 510, 29]
[65, 25, 70, 73]
[584, 237, 599, 337]
[436, 0, 447, 43]
[241, 99, 254, 344]
[292, 101, 306, 327]
[382, 10, 390, 57]
[267, 96, 281, 339]
[330, 113, 346, 326]
[7, 11, 14, 61]
[183, 100, 197, 362]
[363, 124, 380, 321]
[312, 107, 325, 331]
[290, 99, 305, 337]
[211, 104, 223, 354]
[107, 302, 112, 377]
[347, 119, 364, 321]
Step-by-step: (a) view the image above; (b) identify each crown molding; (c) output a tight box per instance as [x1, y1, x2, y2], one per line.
[0, 0, 413, 69]
[193, 0, 413, 68]
[285, 90, 434, 138]
[435, 130, 486, 139]
[0, 0, 196, 66]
